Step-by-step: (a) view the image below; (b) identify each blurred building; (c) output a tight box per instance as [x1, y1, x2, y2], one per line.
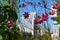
[51, 5, 60, 40]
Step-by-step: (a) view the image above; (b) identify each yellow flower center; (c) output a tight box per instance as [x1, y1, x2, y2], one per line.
[39, 18, 43, 21]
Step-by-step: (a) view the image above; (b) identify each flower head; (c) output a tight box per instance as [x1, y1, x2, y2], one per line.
[5, 18, 14, 29]
[21, 3, 26, 7]
[49, 10, 55, 15]
[42, 13, 48, 21]
[38, 16, 43, 24]
[23, 12, 29, 19]
[34, 20, 39, 24]
[53, 4, 60, 9]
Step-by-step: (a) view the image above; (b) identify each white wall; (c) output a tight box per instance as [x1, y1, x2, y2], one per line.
[18, 12, 36, 35]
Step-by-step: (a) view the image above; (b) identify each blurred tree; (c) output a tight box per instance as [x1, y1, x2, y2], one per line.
[0, 3, 22, 40]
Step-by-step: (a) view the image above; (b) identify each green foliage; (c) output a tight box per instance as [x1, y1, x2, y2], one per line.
[42, 32, 52, 40]
[0, 4, 33, 40]
[0, 5, 18, 22]
[0, 4, 21, 40]
[22, 32, 33, 40]
[35, 23, 52, 40]
[36, 32, 52, 40]
[0, 20, 22, 40]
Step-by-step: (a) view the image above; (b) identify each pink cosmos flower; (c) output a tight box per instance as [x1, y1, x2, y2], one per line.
[53, 4, 60, 9]
[5, 18, 14, 29]
[34, 20, 39, 24]
[49, 10, 55, 15]
[42, 13, 48, 21]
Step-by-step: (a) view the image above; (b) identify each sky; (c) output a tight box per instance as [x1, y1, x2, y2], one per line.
[20, 0, 57, 32]
[20, 0, 57, 16]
